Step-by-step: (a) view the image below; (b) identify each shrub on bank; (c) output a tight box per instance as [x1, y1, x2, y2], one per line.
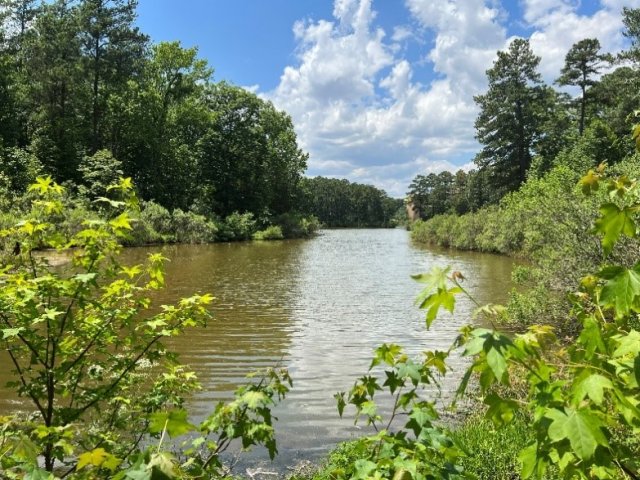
[218, 211, 257, 241]
[172, 208, 218, 243]
[274, 211, 321, 238]
[253, 225, 284, 241]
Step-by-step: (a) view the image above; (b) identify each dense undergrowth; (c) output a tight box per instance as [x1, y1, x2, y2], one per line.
[411, 156, 640, 336]
[0, 185, 321, 250]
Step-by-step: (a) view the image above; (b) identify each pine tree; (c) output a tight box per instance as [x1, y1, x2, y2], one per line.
[474, 38, 544, 199]
[77, 0, 148, 152]
[556, 38, 609, 135]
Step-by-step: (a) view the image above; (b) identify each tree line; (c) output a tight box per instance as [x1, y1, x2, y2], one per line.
[408, 7, 640, 220]
[301, 177, 404, 228]
[0, 0, 400, 232]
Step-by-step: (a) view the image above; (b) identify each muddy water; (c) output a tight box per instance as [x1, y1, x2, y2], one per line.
[0, 229, 513, 468]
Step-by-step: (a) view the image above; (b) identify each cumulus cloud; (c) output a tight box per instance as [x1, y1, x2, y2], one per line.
[263, 0, 636, 197]
[523, 0, 640, 82]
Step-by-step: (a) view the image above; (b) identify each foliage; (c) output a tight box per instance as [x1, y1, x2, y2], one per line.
[218, 211, 257, 241]
[333, 340, 468, 480]
[451, 413, 550, 480]
[0, 0, 312, 221]
[171, 209, 218, 244]
[0, 147, 42, 195]
[253, 225, 284, 241]
[78, 149, 124, 200]
[407, 170, 469, 220]
[408, 165, 640, 479]
[0, 177, 291, 478]
[302, 177, 401, 228]
[274, 212, 321, 238]
[474, 38, 547, 199]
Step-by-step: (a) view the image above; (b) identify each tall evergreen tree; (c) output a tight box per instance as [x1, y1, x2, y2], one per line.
[474, 38, 545, 199]
[77, 0, 147, 152]
[25, 0, 84, 181]
[556, 38, 608, 135]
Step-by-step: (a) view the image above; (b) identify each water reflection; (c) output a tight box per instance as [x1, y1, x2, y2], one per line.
[0, 230, 513, 468]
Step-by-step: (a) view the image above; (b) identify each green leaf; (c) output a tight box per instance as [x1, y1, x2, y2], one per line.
[486, 347, 507, 381]
[599, 265, 640, 316]
[518, 442, 538, 479]
[354, 459, 377, 480]
[572, 374, 613, 406]
[147, 452, 175, 478]
[24, 466, 54, 480]
[547, 408, 607, 460]
[11, 435, 39, 462]
[241, 391, 269, 409]
[124, 468, 151, 480]
[613, 330, 640, 358]
[594, 203, 637, 256]
[77, 448, 109, 470]
[1, 327, 24, 339]
[420, 287, 462, 328]
[579, 170, 600, 195]
[485, 393, 518, 425]
[412, 266, 450, 289]
[109, 212, 133, 232]
[148, 410, 196, 438]
[74, 272, 98, 284]
[334, 392, 346, 417]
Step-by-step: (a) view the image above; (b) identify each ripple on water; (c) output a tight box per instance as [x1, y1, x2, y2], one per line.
[0, 229, 513, 469]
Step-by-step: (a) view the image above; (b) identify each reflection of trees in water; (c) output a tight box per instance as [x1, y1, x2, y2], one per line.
[118, 242, 306, 403]
[0, 232, 513, 465]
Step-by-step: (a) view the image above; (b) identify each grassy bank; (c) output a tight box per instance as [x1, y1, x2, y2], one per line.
[290, 413, 553, 480]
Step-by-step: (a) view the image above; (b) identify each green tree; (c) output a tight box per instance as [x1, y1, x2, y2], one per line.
[474, 38, 545, 199]
[0, 177, 291, 477]
[621, 6, 640, 63]
[112, 41, 212, 206]
[23, 0, 85, 181]
[556, 38, 609, 136]
[200, 82, 306, 217]
[77, 0, 148, 152]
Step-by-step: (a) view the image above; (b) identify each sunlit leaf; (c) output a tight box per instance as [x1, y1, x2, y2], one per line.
[594, 203, 637, 256]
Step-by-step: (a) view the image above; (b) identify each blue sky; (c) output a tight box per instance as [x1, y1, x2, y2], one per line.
[137, 0, 639, 197]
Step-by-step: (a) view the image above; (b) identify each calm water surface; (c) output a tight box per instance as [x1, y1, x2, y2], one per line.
[0, 229, 512, 468]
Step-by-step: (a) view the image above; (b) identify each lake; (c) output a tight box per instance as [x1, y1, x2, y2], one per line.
[0, 229, 513, 470]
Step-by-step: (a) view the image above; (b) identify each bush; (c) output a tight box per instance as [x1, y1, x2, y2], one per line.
[0, 177, 291, 478]
[171, 209, 218, 244]
[218, 211, 256, 241]
[129, 200, 175, 244]
[275, 211, 321, 238]
[252, 225, 284, 241]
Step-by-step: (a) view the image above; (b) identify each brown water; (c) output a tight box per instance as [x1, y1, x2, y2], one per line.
[0, 229, 512, 468]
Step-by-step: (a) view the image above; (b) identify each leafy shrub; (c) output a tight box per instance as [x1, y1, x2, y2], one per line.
[0, 177, 291, 478]
[0, 147, 42, 194]
[218, 211, 256, 241]
[253, 225, 284, 241]
[171, 209, 218, 244]
[128, 200, 175, 245]
[275, 211, 321, 238]
[78, 149, 124, 200]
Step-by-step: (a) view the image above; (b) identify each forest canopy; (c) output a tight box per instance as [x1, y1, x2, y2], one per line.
[0, 0, 400, 234]
[407, 10, 640, 220]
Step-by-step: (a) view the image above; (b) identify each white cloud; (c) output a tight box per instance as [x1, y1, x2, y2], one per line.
[392, 25, 414, 42]
[263, 0, 638, 197]
[523, 0, 638, 83]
